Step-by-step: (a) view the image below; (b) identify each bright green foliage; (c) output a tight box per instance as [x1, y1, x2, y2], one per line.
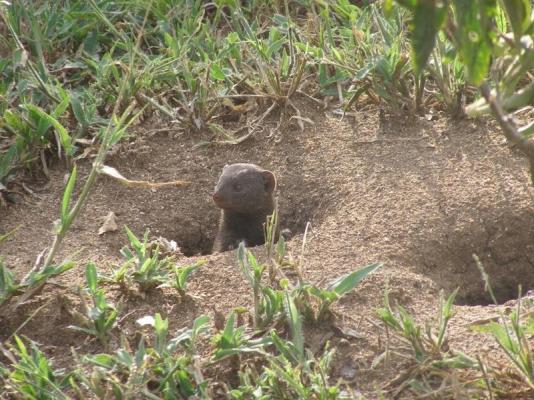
[472, 297, 534, 389]
[395, 0, 534, 179]
[377, 289, 483, 397]
[230, 344, 345, 400]
[307, 263, 382, 322]
[0, 261, 19, 306]
[171, 260, 205, 297]
[394, 0, 496, 85]
[120, 226, 172, 291]
[68, 263, 118, 346]
[499, 0, 531, 42]
[230, 290, 348, 399]
[2, 0, 510, 186]
[59, 164, 77, 233]
[0, 336, 73, 400]
[396, 0, 448, 75]
[212, 311, 272, 361]
[0, 260, 74, 307]
[77, 313, 211, 398]
[237, 243, 269, 328]
[452, 0, 497, 85]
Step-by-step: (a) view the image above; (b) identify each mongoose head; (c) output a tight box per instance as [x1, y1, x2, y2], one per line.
[212, 163, 276, 214]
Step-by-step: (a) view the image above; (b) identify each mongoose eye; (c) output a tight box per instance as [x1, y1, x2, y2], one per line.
[233, 183, 243, 192]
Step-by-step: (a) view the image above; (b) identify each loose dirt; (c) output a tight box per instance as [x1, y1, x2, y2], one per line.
[1, 98, 534, 398]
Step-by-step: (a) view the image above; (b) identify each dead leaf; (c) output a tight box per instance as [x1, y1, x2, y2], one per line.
[154, 236, 182, 255]
[153, 236, 184, 256]
[98, 211, 118, 235]
[99, 165, 189, 189]
[74, 145, 99, 161]
[332, 323, 365, 340]
[222, 98, 257, 114]
[466, 316, 500, 327]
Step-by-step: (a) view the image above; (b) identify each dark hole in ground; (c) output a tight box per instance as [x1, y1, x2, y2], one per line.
[156, 188, 320, 257]
[174, 204, 315, 257]
[99, 139, 331, 259]
[456, 255, 534, 306]
[411, 210, 534, 306]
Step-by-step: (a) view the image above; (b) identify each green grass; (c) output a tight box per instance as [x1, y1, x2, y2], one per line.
[0, 0, 427, 188]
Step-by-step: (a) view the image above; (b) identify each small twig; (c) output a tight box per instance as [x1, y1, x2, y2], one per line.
[352, 138, 425, 145]
[39, 150, 50, 179]
[296, 222, 311, 285]
[477, 354, 495, 400]
[118, 310, 136, 325]
[216, 94, 271, 99]
[296, 89, 324, 106]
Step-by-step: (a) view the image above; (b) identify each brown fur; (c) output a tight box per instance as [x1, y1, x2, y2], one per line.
[212, 163, 276, 252]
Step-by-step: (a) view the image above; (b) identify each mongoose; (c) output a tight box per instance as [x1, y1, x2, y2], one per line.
[212, 163, 276, 252]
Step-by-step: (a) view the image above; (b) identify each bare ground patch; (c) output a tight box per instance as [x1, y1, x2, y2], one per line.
[2, 99, 534, 397]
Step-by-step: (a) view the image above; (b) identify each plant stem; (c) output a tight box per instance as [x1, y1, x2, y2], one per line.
[479, 82, 534, 184]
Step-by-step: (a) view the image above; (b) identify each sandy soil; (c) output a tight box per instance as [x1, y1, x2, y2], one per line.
[2, 98, 534, 398]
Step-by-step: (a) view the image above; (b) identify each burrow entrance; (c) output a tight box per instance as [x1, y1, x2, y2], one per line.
[164, 192, 322, 257]
[87, 122, 334, 259]
[410, 209, 534, 306]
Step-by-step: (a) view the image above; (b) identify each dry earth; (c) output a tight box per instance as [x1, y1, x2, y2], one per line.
[1, 98, 534, 398]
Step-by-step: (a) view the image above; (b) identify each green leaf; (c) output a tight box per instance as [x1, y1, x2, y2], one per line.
[452, 0, 497, 85]
[395, 0, 447, 74]
[70, 94, 87, 127]
[85, 353, 116, 368]
[328, 263, 382, 297]
[222, 311, 236, 342]
[176, 260, 204, 291]
[210, 63, 226, 81]
[283, 292, 304, 364]
[524, 314, 534, 334]
[495, 3, 508, 32]
[14, 335, 28, 355]
[124, 226, 142, 250]
[0, 262, 19, 304]
[21, 261, 75, 287]
[3, 110, 25, 132]
[408, 2, 447, 75]
[86, 263, 98, 293]
[68, 325, 98, 336]
[384, 0, 395, 17]
[270, 331, 300, 365]
[501, 0, 531, 40]
[53, 91, 71, 119]
[191, 315, 210, 340]
[24, 104, 74, 157]
[60, 164, 77, 225]
[0, 145, 17, 181]
[134, 339, 146, 368]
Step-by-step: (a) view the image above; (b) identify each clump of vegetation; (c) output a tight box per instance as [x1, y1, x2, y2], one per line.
[377, 289, 486, 398]
[0, 336, 75, 400]
[118, 226, 173, 291]
[68, 263, 118, 347]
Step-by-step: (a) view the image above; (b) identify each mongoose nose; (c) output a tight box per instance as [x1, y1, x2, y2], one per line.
[212, 192, 220, 202]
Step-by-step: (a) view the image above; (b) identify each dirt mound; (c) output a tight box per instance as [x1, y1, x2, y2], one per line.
[2, 99, 534, 396]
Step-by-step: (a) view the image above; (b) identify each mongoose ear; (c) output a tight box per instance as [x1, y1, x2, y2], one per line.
[262, 170, 276, 193]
